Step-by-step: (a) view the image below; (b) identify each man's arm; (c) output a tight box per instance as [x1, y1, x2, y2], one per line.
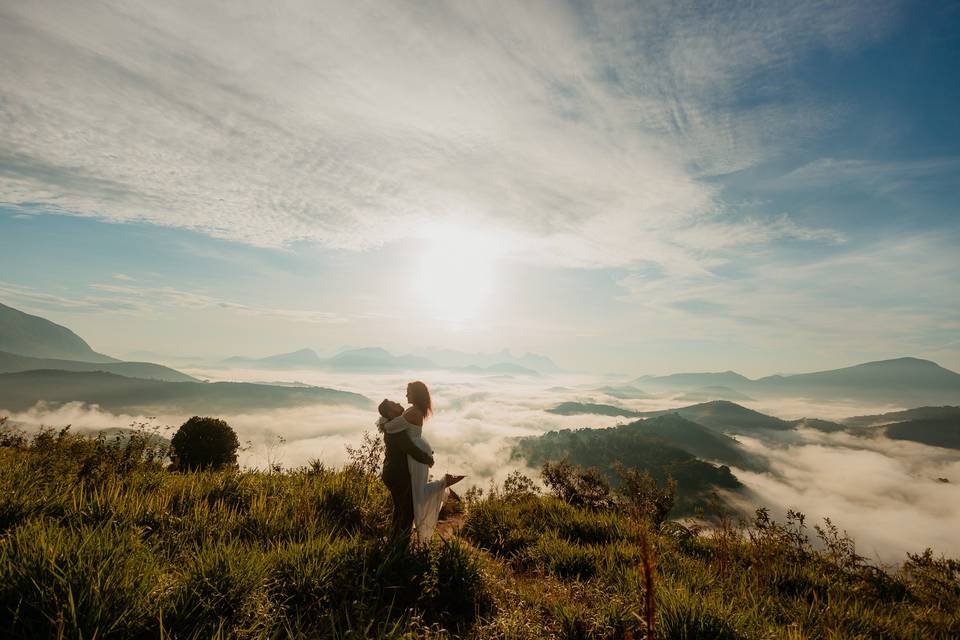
[393, 430, 434, 466]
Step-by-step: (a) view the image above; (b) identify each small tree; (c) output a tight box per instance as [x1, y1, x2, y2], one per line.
[344, 430, 385, 477]
[501, 470, 540, 501]
[170, 416, 240, 471]
[541, 458, 614, 510]
[614, 464, 676, 527]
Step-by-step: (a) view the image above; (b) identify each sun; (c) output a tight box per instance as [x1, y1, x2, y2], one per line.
[414, 226, 500, 323]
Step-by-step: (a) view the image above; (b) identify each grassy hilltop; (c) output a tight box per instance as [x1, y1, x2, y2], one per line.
[1, 420, 958, 639]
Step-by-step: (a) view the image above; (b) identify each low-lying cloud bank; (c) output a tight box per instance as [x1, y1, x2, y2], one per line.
[3, 368, 958, 562]
[730, 429, 960, 561]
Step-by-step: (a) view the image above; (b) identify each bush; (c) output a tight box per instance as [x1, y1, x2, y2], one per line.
[171, 417, 240, 471]
[614, 464, 676, 527]
[541, 458, 614, 510]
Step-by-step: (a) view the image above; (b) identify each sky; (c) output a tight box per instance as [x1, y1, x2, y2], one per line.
[2, 0, 959, 376]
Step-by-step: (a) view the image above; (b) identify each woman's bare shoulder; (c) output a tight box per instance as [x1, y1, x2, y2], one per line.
[403, 406, 424, 426]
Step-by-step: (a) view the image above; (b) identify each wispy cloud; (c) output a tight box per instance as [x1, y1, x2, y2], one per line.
[0, 1, 891, 269]
[614, 231, 960, 370]
[758, 157, 960, 192]
[86, 282, 348, 324]
[1, 280, 346, 325]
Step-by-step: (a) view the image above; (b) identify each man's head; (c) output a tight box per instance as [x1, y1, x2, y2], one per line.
[378, 399, 404, 419]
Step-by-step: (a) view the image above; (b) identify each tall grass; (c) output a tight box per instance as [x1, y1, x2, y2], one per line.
[2, 422, 958, 639]
[462, 490, 960, 639]
[0, 426, 488, 639]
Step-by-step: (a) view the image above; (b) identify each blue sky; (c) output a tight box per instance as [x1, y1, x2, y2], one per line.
[1, 0, 958, 376]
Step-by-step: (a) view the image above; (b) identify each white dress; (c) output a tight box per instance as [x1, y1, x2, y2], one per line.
[378, 416, 448, 542]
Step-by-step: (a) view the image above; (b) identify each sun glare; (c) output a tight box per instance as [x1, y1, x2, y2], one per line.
[414, 226, 500, 323]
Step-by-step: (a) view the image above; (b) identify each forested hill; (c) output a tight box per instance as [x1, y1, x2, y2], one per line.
[513, 414, 744, 514]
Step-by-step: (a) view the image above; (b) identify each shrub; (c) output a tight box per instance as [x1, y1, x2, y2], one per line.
[171, 416, 240, 471]
[501, 470, 540, 501]
[614, 464, 676, 527]
[541, 458, 614, 510]
[344, 430, 385, 477]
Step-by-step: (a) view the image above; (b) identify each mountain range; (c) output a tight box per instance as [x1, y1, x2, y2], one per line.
[0, 370, 370, 414]
[219, 346, 544, 375]
[841, 406, 960, 450]
[0, 303, 370, 414]
[634, 357, 960, 406]
[548, 398, 960, 451]
[0, 350, 197, 383]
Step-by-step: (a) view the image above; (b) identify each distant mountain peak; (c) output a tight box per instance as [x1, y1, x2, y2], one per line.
[0, 302, 117, 363]
[855, 357, 942, 369]
[334, 346, 392, 357]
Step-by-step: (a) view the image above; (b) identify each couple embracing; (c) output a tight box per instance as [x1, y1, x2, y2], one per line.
[378, 380, 465, 542]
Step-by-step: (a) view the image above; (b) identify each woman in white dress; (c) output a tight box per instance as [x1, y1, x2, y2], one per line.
[377, 381, 464, 542]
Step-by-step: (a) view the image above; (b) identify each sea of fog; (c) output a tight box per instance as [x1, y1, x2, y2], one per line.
[5, 366, 959, 562]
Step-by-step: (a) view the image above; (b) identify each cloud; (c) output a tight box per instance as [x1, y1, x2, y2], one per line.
[759, 157, 960, 192]
[730, 428, 960, 562]
[613, 231, 960, 370]
[0, 1, 888, 269]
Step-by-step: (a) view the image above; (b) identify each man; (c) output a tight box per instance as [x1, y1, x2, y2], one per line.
[378, 399, 434, 537]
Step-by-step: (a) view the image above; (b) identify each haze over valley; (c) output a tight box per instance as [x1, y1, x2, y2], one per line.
[2, 301, 958, 561]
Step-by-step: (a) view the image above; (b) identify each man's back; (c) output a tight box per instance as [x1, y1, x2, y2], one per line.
[381, 429, 434, 487]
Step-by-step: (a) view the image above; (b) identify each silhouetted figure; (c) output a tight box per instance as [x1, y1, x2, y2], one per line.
[379, 399, 434, 537]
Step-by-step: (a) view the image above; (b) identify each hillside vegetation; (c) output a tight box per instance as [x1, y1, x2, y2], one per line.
[3, 419, 957, 639]
[0, 370, 371, 413]
[513, 418, 742, 515]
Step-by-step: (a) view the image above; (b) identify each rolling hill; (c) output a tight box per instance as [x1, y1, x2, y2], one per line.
[547, 402, 642, 418]
[753, 357, 960, 404]
[789, 417, 846, 433]
[0, 302, 117, 362]
[623, 414, 761, 469]
[633, 370, 751, 389]
[222, 348, 324, 368]
[840, 406, 960, 450]
[675, 386, 755, 402]
[842, 406, 960, 428]
[220, 346, 546, 375]
[412, 347, 562, 373]
[0, 350, 197, 383]
[631, 358, 960, 406]
[0, 370, 371, 414]
[596, 385, 652, 399]
[513, 420, 742, 515]
[326, 347, 436, 371]
[636, 400, 793, 434]
[883, 417, 960, 450]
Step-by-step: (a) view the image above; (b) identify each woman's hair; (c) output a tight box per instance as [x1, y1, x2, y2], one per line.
[406, 380, 432, 418]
